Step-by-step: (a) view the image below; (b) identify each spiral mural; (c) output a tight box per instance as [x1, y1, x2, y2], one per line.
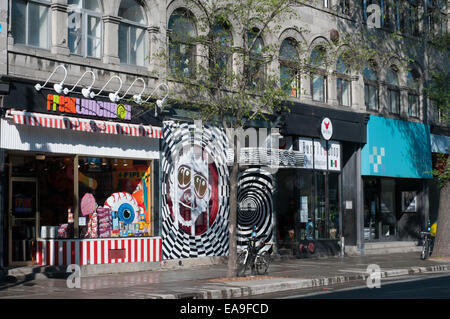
[237, 168, 274, 249]
[161, 121, 230, 259]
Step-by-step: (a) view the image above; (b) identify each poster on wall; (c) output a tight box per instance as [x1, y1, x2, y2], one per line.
[401, 191, 417, 212]
[299, 196, 308, 223]
[298, 138, 313, 169]
[313, 139, 327, 170]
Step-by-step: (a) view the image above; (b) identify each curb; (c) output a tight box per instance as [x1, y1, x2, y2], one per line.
[165, 263, 450, 299]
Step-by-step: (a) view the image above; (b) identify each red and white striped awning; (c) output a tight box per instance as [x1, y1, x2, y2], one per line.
[6, 109, 162, 139]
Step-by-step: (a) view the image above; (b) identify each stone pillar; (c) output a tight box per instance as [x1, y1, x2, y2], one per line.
[147, 26, 164, 76]
[50, 2, 70, 55]
[328, 72, 338, 106]
[102, 15, 121, 65]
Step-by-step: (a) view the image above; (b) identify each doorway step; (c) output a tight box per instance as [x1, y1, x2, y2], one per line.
[346, 241, 422, 256]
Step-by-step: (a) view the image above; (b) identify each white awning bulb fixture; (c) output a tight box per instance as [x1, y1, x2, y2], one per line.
[35, 64, 68, 94]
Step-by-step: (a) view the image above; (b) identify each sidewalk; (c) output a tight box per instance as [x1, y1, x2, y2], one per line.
[0, 252, 449, 299]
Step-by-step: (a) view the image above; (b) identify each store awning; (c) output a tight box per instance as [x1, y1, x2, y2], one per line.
[6, 109, 162, 139]
[430, 134, 450, 154]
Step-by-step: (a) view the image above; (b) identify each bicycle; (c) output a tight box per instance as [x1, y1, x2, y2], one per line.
[420, 220, 436, 260]
[237, 234, 274, 277]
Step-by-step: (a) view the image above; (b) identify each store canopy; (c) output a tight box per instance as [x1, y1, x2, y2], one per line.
[6, 109, 162, 139]
[361, 115, 433, 179]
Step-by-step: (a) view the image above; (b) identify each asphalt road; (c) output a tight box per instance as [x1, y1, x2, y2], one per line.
[241, 272, 450, 299]
[304, 274, 450, 299]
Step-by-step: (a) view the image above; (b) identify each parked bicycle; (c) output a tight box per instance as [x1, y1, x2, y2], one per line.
[420, 220, 436, 260]
[237, 228, 274, 277]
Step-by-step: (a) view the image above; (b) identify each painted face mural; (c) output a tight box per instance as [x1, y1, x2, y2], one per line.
[161, 121, 229, 259]
[168, 147, 218, 236]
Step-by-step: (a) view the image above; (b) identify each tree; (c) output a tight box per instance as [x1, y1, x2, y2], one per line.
[427, 31, 450, 259]
[157, 0, 310, 277]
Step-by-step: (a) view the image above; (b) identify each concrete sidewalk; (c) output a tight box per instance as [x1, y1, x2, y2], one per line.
[0, 252, 449, 299]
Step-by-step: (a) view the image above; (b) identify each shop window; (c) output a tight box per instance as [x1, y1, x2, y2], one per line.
[68, 0, 103, 58]
[245, 28, 265, 90]
[279, 38, 300, 98]
[78, 157, 154, 238]
[310, 46, 327, 103]
[336, 55, 351, 107]
[168, 8, 197, 77]
[364, 62, 379, 111]
[11, 0, 50, 49]
[118, 0, 147, 66]
[386, 66, 400, 114]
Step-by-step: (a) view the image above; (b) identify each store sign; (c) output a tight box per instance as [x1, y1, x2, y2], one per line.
[298, 137, 341, 172]
[321, 117, 333, 140]
[298, 137, 313, 169]
[47, 94, 131, 120]
[314, 139, 328, 170]
[328, 141, 341, 171]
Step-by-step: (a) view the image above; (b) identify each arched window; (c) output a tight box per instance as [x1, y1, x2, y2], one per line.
[400, 0, 420, 36]
[118, 0, 146, 66]
[279, 38, 299, 97]
[386, 66, 400, 114]
[246, 28, 265, 89]
[68, 0, 102, 58]
[11, 0, 50, 48]
[168, 9, 197, 76]
[210, 20, 232, 80]
[310, 46, 327, 102]
[407, 69, 420, 117]
[363, 62, 379, 110]
[336, 55, 351, 107]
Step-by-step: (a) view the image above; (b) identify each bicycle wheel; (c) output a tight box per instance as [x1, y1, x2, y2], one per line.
[237, 251, 248, 277]
[421, 238, 429, 260]
[255, 251, 270, 275]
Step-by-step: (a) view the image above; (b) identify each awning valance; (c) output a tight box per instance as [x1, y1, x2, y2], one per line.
[6, 109, 162, 139]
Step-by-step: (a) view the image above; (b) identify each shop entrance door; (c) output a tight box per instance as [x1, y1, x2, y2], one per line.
[8, 177, 39, 266]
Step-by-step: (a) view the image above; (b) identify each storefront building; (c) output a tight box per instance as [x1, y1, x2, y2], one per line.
[275, 102, 368, 257]
[361, 115, 433, 242]
[0, 79, 162, 267]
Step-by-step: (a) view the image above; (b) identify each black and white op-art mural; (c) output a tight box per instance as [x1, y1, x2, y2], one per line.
[161, 121, 230, 259]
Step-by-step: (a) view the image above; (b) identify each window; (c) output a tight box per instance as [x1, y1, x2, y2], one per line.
[210, 21, 232, 82]
[310, 46, 327, 103]
[400, 0, 420, 36]
[246, 28, 265, 90]
[336, 56, 351, 107]
[168, 9, 197, 77]
[407, 69, 420, 117]
[279, 38, 300, 98]
[11, 0, 50, 48]
[386, 67, 400, 114]
[363, 63, 379, 111]
[118, 0, 146, 66]
[339, 0, 350, 15]
[68, 0, 102, 58]
[427, 0, 448, 36]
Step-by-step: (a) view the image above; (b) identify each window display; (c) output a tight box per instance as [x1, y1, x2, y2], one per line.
[78, 157, 154, 238]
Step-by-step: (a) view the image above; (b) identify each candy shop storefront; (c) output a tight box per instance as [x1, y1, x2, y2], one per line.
[0, 79, 162, 267]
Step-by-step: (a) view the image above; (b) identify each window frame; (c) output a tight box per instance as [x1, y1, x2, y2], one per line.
[406, 70, 421, 118]
[363, 64, 380, 111]
[245, 29, 266, 90]
[168, 9, 197, 77]
[209, 22, 233, 83]
[335, 56, 352, 107]
[11, 0, 51, 49]
[309, 46, 327, 103]
[279, 38, 300, 98]
[386, 67, 400, 114]
[67, 0, 104, 59]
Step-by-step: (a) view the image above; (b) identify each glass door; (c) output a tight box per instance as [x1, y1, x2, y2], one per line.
[8, 178, 39, 265]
